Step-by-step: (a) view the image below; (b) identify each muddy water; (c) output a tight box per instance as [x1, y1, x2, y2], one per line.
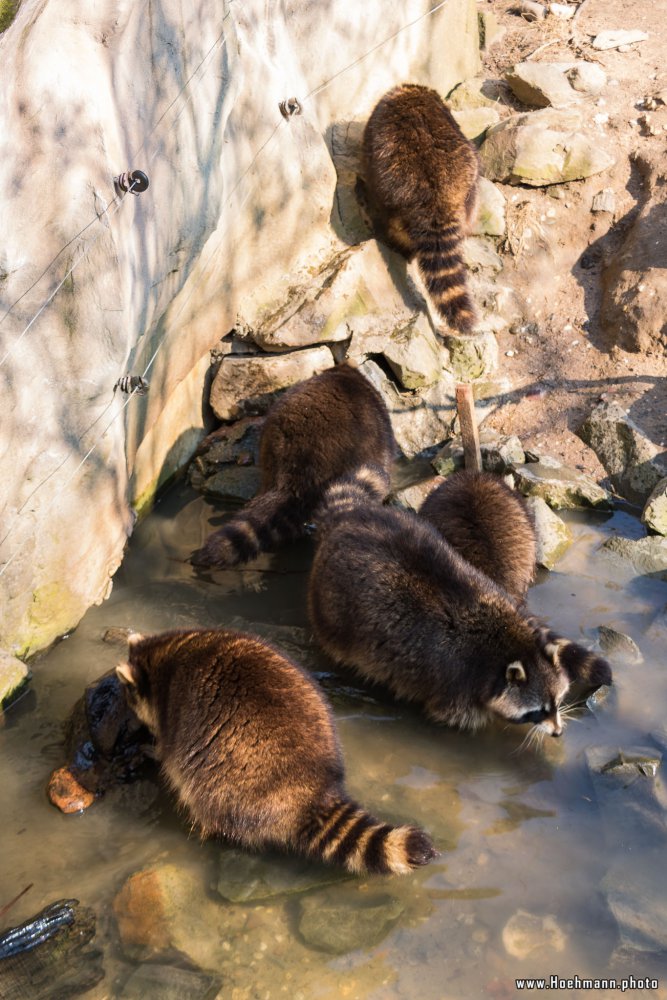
[2, 484, 667, 998]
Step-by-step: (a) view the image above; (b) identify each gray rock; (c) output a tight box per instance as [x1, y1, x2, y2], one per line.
[442, 330, 498, 380]
[592, 29, 648, 50]
[525, 496, 573, 569]
[599, 151, 667, 353]
[480, 108, 614, 186]
[602, 851, 667, 957]
[599, 536, 667, 581]
[189, 418, 263, 499]
[566, 62, 607, 95]
[471, 177, 506, 238]
[193, 465, 262, 502]
[359, 359, 456, 459]
[578, 399, 667, 505]
[596, 625, 642, 664]
[447, 77, 501, 110]
[586, 684, 615, 717]
[209, 347, 335, 421]
[0, 652, 29, 709]
[452, 107, 500, 144]
[502, 910, 566, 959]
[297, 890, 404, 953]
[586, 745, 667, 852]
[214, 848, 347, 903]
[592, 188, 616, 214]
[119, 964, 221, 1000]
[513, 456, 612, 509]
[432, 429, 524, 476]
[347, 313, 444, 390]
[642, 478, 667, 536]
[505, 62, 579, 108]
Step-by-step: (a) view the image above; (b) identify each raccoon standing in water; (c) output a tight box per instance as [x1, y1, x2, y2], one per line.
[192, 364, 394, 568]
[362, 83, 479, 333]
[116, 629, 435, 875]
[419, 471, 536, 604]
[309, 467, 611, 735]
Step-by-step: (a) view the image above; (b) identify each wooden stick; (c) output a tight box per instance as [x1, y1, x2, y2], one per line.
[456, 383, 482, 472]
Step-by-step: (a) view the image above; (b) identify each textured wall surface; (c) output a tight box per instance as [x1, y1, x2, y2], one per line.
[0, 0, 479, 656]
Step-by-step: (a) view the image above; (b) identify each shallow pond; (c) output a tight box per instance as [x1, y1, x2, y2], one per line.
[2, 482, 667, 999]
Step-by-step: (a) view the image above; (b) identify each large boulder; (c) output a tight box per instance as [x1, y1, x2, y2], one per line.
[0, 0, 481, 656]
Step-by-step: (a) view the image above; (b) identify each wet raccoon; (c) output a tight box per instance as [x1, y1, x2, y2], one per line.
[192, 364, 394, 568]
[309, 468, 611, 736]
[116, 628, 436, 875]
[362, 83, 479, 333]
[419, 470, 536, 604]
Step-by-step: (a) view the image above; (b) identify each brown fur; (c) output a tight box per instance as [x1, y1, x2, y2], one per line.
[192, 364, 394, 568]
[362, 83, 479, 333]
[419, 471, 536, 603]
[116, 629, 436, 875]
[309, 469, 611, 735]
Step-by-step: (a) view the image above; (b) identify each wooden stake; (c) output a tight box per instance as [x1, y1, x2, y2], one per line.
[456, 383, 482, 472]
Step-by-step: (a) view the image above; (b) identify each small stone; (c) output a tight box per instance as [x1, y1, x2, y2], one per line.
[642, 478, 667, 536]
[452, 107, 501, 145]
[599, 535, 667, 581]
[586, 746, 666, 853]
[194, 465, 262, 502]
[48, 767, 96, 814]
[548, 2, 575, 18]
[596, 625, 642, 664]
[297, 890, 404, 954]
[119, 964, 221, 1000]
[592, 188, 615, 214]
[505, 62, 579, 109]
[502, 910, 566, 959]
[567, 63, 607, 95]
[510, 0, 547, 21]
[525, 496, 573, 569]
[214, 848, 348, 903]
[102, 626, 135, 647]
[586, 684, 614, 716]
[513, 457, 612, 509]
[443, 331, 498, 380]
[0, 651, 29, 709]
[592, 29, 648, 51]
[505, 350, 515, 357]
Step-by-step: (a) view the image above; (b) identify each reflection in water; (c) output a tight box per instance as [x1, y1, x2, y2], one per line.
[1, 486, 667, 997]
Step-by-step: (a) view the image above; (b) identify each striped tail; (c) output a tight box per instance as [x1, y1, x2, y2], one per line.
[191, 490, 306, 568]
[299, 797, 437, 876]
[314, 465, 390, 528]
[412, 223, 476, 333]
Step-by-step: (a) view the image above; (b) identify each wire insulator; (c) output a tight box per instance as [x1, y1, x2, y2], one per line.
[279, 98, 302, 120]
[114, 170, 150, 196]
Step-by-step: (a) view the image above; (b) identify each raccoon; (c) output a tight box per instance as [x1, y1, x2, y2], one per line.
[309, 468, 611, 736]
[116, 628, 436, 875]
[419, 470, 536, 604]
[362, 83, 479, 333]
[192, 364, 394, 568]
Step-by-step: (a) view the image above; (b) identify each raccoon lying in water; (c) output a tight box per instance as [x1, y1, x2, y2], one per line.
[362, 83, 479, 333]
[419, 470, 536, 604]
[192, 364, 394, 568]
[116, 628, 436, 874]
[308, 467, 611, 736]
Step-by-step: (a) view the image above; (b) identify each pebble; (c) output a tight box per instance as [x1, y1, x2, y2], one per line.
[48, 766, 95, 813]
[505, 350, 516, 357]
[592, 29, 649, 51]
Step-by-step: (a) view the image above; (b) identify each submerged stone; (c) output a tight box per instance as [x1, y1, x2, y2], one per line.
[297, 889, 404, 953]
[602, 850, 667, 957]
[596, 625, 642, 664]
[599, 536, 667, 581]
[47, 767, 96, 814]
[512, 456, 612, 509]
[119, 963, 221, 999]
[502, 910, 567, 959]
[525, 496, 573, 569]
[214, 847, 348, 903]
[585, 745, 667, 852]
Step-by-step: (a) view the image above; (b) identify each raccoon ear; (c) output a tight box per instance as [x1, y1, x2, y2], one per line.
[506, 661, 527, 684]
[543, 638, 568, 663]
[116, 661, 137, 687]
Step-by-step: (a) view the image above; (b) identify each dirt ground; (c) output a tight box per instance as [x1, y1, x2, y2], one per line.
[474, 0, 666, 482]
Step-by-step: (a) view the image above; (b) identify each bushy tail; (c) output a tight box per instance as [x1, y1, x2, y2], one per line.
[412, 222, 475, 333]
[299, 797, 437, 876]
[191, 490, 306, 568]
[314, 465, 390, 529]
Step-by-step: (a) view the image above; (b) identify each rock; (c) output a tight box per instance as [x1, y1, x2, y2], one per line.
[390, 477, 442, 512]
[504, 62, 579, 108]
[113, 864, 229, 969]
[452, 107, 500, 144]
[461, 237, 504, 273]
[600, 152, 667, 354]
[599, 536, 667, 581]
[480, 109, 614, 186]
[0, 900, 104, 999]
[510, 0, 546, 21]
[209, 347, 335, 421]
[297, 889, 404, 954]
[119, 964, 221, 999]
[548, 2, 575, 19]
[47, 767, 96, 814]
[586, 684, 614, 717]
[471, 178, 506, 238]
[0, 652, 29, 709]
[643, 479, 667, 535]
[192, 466, 263, 502]
[592, 29, 648, 50]
[578, 400, 667, 505]
[525, 496, 573, 569]
[602, 851, 667, 957]
[596, 625, 642, 664]
[432, 429, 524, 476]
[442, 331, 498, 380]
[347, 313, 444, 390]
[567, 62, 607, 95]
[214, 847, 347, 903]
[502, 910, 566, 959]
[513, 456, 612, 509]
[359, 359, 456, 459]
[102, 626, 135, 647]
[192, 418, 263, 471]
[447, 77, 501, 111]
[592, 188, 615, 213]
[585, 745, 667, 852]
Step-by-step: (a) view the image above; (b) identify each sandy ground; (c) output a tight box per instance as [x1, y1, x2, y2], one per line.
[474, 0, 666, 481]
